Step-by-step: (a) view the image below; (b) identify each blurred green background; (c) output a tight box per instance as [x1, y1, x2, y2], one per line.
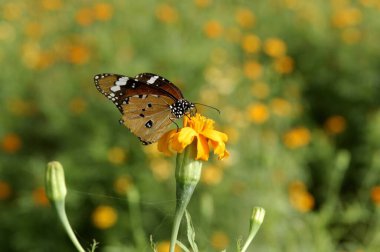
[1, 0, 380, 251]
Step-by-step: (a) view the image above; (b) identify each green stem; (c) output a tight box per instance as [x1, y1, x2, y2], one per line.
[55, 201, 86, 252]
[241, 207, 265, 252]
[169, 184, 197, 252]
[169, 143, 202, 252]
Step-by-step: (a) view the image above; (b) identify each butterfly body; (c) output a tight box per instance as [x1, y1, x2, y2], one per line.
[94, 73, 195, 145]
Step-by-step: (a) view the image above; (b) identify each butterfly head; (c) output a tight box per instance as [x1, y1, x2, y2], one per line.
[170, 99, 196, 118]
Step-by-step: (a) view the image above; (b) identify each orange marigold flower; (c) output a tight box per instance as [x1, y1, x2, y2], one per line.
[201, 165, 223, 185]
[371, 186, 380, 205]
[0, 181, 12, 200]
[242, 34, 261, 53]
[288, 180, 315, 213]
[194, 0, 212, 8]
[264, 38, 287, 58]
[92, 205, 118, 229]
[41, 0, 62, 11]
[204, 20, 223, 38]
[274, 56, 294, 74]
[324, 115, 346, 135]
[156, 241, 181, 252]
[1, 133, 22, 153]
[341, 28, 362, 44]
[158, 113, 229, 161]
[107, 146, 127, 165]
[247, 103, 269, 124]
[114, 175, 133, 195]
[251, 81, 270, 99]
[270, 98, 292, 117]
[69, 97, 87, 114]
[331, 8, 362, 28]
[67, 44, 90, 65]
[244, 60, 262, 80]
[235, 8, 255, 28]
[94, 3, 113, 21]
[283, 126, 311, 149]
[211, 231, 230, 250]
[33, 187, 49, 206]
[75, 8, 94, 26]
[155, 4, 178, 24]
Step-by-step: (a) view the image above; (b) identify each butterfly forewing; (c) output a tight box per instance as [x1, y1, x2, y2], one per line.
[135, 73, 184, 100]
[121, 95, 174, 144]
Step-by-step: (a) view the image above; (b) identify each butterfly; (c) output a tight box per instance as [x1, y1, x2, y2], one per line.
[94, 73, 196, 145]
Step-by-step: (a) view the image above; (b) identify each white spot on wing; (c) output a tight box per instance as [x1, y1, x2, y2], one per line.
[115, 77, 129, 86]
[111, 85, 121, 92]
[147, 75, 159, 84]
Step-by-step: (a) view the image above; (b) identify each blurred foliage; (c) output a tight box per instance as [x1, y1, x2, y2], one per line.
[1, 0, 380, 251]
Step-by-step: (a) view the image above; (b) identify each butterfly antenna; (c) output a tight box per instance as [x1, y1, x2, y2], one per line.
[193, 102, 221, 115]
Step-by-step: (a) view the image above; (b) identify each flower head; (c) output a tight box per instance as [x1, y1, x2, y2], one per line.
[158, 113, 229, 161]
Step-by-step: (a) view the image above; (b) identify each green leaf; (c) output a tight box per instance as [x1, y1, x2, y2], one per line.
[185, 210, 199, 252]
[176, 241, 191, 252]
[150, 235, 157, 252]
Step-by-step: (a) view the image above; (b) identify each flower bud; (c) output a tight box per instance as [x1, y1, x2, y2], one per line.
[45, 161, 67, 203]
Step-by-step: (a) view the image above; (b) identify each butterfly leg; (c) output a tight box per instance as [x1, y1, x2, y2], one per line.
[169, 117, 180, 132]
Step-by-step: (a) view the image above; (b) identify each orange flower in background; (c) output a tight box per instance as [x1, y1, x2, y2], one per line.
[156, 4, 178, 24]
[270, 98, 292, 117]
[324, 115, 346, 135]
[156, 241, 181, 252]
[107, 146, 127, 165]
[264, 38, 287, 58]
[288, 180, 315, 213]
[201, 165, 223, 185]
[114, 175, 133, 195]
[283, 126, 311, 149]
[67, 43, 90, 65]
[211, 231, 230, 250]
[204, 20, 223, 38]
[94, 3, 113, 21]
[41, 0, 62, 11]
[69, 97, 87, 114]
[1, 133, 22, 153]
[341, 28, 362, 44]
[235, 8, 256, 28]
[242, 34, 261, 53]
[158, 113, 229, 161]
[150, 158, 172, 181]
[247, 103, 269, 124]
[371, 186, 380, 205]
[332, 8, 362, 28]
[274, 56, 294, 74]
[244, 60, 262, 80]
[7, 98, 38, 116]
[92, 205, 118, 229]
[251, 81, 270, 99]
[194, 0, 212, 8]
[0, 181, 12, 200]
[75, 8, 94, 26]
[32, 187, 49, 206]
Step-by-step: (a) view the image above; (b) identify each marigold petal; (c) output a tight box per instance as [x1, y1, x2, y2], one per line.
[201, 129, 229, 160]
[157, 129, 176, 156]
[196, 135, 210, 161]
[170, 127, 198, 152]
[209, 139, 229, 159]
[202, 129, 228, 143]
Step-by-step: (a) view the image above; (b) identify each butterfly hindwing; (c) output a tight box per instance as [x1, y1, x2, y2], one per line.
[121, 94, 174, 144]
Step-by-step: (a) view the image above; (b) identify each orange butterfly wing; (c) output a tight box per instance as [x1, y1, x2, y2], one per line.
[94, 73, 181, 144]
